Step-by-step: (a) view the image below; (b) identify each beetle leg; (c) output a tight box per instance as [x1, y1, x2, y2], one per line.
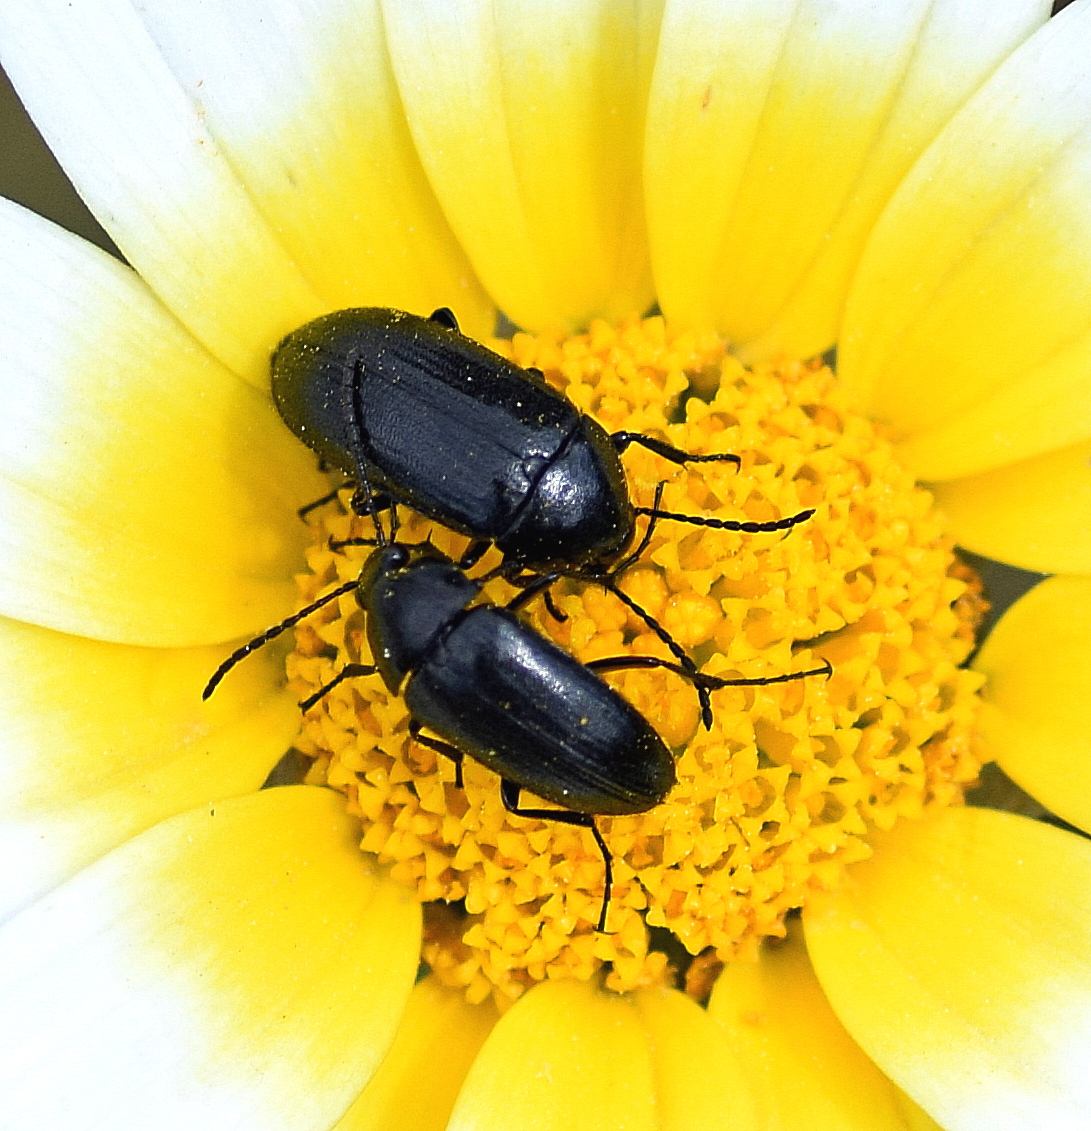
[329, 535, 381, 553]
[607, 481, 666, 578]
[429, 307, 460, 331]
[505, 572, 562, 614]
[409, 722, 465, 789]
[501, 569, 569, 622]
[602, 582, 714, 730]
[499, 780, 614, 933]
[458, 539, 491, 571]
[611, 431, 741, 468]
[297, 486, 347, 522]
[586, 654, 697, 680]
[542, 589, 568, 624]
[586, 652, 714, 731]
[348, 487, 395, 518]
[299, 663, 378, 712]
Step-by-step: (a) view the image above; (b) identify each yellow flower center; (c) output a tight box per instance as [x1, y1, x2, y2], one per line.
[288, 316, 986, 1008]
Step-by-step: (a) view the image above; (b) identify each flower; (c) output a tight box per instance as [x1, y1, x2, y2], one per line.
[0, 2, 1089, 1130]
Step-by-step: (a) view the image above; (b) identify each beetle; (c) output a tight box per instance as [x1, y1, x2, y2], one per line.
[204, 528, 831, 932]
[272, 306, 817, 726]
[272, 306, 793, 575]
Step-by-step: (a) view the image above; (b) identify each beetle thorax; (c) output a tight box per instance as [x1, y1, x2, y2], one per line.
[356, 547, 479, 691]
[497, 417, 635, 571]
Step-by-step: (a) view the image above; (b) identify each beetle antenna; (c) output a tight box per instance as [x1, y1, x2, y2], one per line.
[202, 578, 359, 700]
[632, 506, 816, 535]
[587, 654, 833, 695]
[698, 657, 833, 690]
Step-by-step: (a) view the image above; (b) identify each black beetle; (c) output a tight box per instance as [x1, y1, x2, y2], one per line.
[271, 306, 813, 580]
[204, 531, 831, 932]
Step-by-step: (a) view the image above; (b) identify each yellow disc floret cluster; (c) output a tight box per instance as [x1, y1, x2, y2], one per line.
[288, 316, 986, 1008]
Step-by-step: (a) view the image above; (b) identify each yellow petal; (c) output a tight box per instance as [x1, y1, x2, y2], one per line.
[972, 575, 1091, 834]
[447, 979, 656, 1131]
[0, 200, 326, 645]
[334, 976, 499, 1131]
[446, 977, 757, 1131]
[709, 921, 940, 1131]
[631, 986, 759, 1130]
[931, 440, 1091, 575]
[121, 0, 494, 341]
[0, 0, 326, 384]
[840, 3, 1091, 480]
[805, 807, 1091, 1131]
[0, 615, 300, 921]
[383, 0, 657, 331]
[646, 0, 1047, 360]
[0, 786, 421, 1130]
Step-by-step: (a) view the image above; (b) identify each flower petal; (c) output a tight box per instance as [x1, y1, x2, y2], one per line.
[446, 979, 657, 1131]
[840, 2, 1091, 480]
[333, 976, 498, 1131]
[446, 978, 753, 1130]
[932, 440, 1091, 575]
[0, 615, 300, 921]
[709, 921, 940, 1130]
[114, 0, 495, 341]
[0, 786, 421, 1131]
[383, 0, 657, 331]
[0, 199, 325, 645]
[0, 0, 331, 384]
[972, 576, 1091, 834]
[630, 986, 760, 1129]
[805, 807, 1091, 1131]
[646, 0, 1047, 360]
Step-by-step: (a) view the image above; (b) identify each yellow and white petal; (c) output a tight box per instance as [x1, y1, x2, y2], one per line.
[0, 0, 327, 384]
[646, 0, 1048, 360]
[0, 786, 421, 1131]
[972, 576, 1091, 834]
[0, 199, 325, 645]
[0, 616, 300, 922]
[805, 807, 1091, 1131]
[334, 975, 499, 1131]
[383, 0, 658, 332]
[115, 0, 494, 341]
[709, 921, 942, 1131]
[840, 1, 1091, 481]
[931, 440, 1091, 576]
[446, 978, 753, 1130]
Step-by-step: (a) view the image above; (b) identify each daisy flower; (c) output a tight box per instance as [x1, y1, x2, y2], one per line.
[0, 1, 1089, 1129]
